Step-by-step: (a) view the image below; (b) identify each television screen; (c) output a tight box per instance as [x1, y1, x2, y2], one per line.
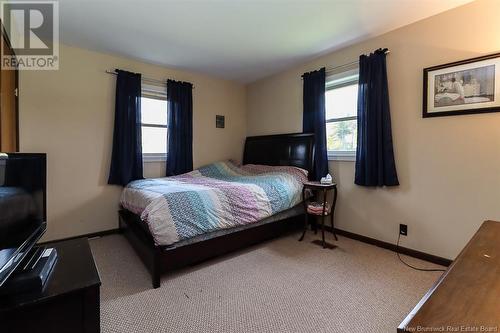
[0, 153, 46, 287]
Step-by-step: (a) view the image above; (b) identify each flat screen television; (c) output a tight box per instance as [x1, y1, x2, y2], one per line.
[0, 153, 46, 287]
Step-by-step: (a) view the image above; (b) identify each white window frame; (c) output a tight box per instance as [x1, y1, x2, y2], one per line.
[325, 68, 359, 162]
[141, 84, 168, 163]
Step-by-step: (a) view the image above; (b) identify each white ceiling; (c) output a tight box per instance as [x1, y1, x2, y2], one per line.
[58, 0, 473, 83]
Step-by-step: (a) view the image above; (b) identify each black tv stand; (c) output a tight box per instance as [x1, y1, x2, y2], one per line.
[0, 238, 101, 333]
[0, 246, 58, 295]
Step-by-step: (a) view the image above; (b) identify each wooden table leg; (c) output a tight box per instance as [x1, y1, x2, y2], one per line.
[299, 187, 307, 241]
[330, 213, 338, 241]
[321, 189, 327, 248]
[299, 214, 308, 242]
[331, 186, 338, 241]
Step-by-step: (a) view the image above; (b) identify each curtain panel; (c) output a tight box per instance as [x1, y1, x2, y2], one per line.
[166, 79, 193, 176]
[108, 69, 143, 186]
[355, 49, 399, 186]
[302, 67, 328, 181]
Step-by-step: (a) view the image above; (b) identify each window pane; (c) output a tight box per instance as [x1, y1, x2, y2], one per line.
[326, 120, 357, 151]
[325, 84, 358, 119]
[141, 97, 167, 125]
[142, 127, 167, 154]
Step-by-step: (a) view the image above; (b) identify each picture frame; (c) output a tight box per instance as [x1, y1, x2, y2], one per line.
[216, 115, 225, 128]
[423, 53, 500, 118]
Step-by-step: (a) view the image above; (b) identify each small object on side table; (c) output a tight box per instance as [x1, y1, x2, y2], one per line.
[320, 173, 333, 185]
[299, 181, 338, 249]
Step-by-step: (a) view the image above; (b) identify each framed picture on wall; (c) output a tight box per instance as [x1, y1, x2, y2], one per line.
[423, 53, 500, 118]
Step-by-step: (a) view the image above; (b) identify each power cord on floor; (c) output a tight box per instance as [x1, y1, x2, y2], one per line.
[396, 234, 446, 272]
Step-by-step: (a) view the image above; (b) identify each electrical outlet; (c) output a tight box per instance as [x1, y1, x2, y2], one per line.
[399, 224, 408, 236]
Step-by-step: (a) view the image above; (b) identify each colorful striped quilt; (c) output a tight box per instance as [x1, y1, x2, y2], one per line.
[120, 161, 308, 246]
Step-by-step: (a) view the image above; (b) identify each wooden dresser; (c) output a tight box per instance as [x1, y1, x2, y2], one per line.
[0, 238, 101, 333]
[398, 220, 500, 332]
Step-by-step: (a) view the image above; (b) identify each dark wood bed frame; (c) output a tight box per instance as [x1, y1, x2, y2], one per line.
[119, 133, 315, 288]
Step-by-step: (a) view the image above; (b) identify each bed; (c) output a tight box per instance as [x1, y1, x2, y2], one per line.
[119, 133, 315, 288]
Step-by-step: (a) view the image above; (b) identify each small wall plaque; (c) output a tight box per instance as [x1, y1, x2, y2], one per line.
[216, 115, 225, 128]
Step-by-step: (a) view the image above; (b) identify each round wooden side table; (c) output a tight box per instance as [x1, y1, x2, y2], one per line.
[299, 181, 338, 249]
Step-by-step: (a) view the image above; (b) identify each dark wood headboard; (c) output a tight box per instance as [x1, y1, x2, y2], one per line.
[243, 133, 315, 177]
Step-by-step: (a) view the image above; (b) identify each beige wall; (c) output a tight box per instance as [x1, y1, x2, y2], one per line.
[20, 44, 246, 241]
[18, 0, 500, 258]
[247, 0, 500, 259]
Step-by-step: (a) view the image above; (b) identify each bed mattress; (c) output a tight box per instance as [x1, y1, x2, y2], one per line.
[120, 160, 308, 246]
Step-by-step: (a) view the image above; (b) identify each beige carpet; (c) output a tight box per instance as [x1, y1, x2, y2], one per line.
[90, 232, 444, 333]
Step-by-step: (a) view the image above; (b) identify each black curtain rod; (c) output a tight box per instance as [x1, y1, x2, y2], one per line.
[302, 48, 390, 78]
[105, 70, 194, 89]
[325, 48, 390, 73]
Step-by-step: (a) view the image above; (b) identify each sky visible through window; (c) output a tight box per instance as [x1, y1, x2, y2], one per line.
[141, 97, 167, 154]
[325, 84, 358, 152]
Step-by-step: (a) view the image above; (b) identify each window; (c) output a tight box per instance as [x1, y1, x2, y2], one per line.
[325, 69, 359, 161]
[141, 84, 167, 162]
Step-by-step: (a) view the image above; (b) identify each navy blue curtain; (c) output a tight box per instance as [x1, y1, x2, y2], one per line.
[303, 67, 328, 181]
[355, 49, 399, 186]
[108, 69, 143, 186]
[166, 79, 193, 176]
